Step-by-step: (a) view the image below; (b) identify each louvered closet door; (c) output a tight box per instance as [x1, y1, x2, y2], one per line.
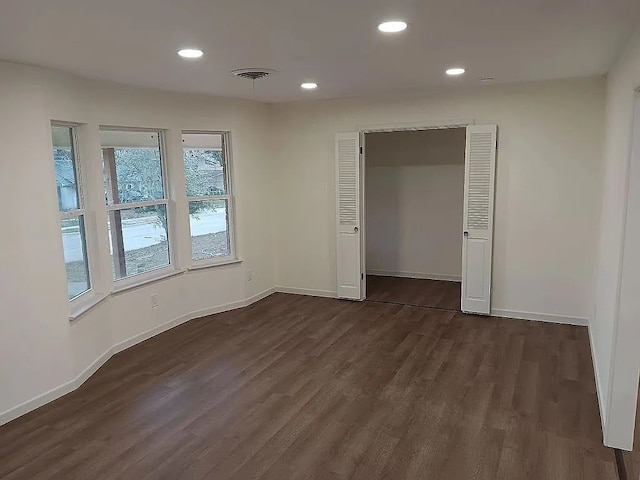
[462, 125, 497, 315]
[336, 132, 363, 300]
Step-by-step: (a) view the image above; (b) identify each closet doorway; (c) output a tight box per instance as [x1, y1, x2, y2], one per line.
[365, 128, 465, 310]
[335, 124, 497, 315]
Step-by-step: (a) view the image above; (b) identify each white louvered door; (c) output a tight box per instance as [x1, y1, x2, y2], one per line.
[462, 125, 497, 314]
[336, 132, 363, 300]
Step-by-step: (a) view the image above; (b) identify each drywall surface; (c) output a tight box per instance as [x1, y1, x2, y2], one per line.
[365, 129, 465, 280]
[593, 27, 640, 449]
[271, 78, 606, 323]
[0, 63, 75, 415]
[0, 61, 276, 421]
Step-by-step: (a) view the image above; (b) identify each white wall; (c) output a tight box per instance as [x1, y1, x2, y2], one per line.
[592, 27, 640, 450]
[0, 63, 74, 417]
[0, 61, 276, 423]
[272, 78, 606, 323]
[365, 129, 465, 281]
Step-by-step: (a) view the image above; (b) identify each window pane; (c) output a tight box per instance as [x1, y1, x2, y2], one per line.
[108, 205, 170, 280]
[101, 130, 165, 204]
[61, 216, 90, 299]
[52, 126, 79, 212]
[189, 200, 231, 261]
[183, 133, 226, 197]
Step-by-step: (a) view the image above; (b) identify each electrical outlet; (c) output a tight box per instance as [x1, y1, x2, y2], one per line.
[151, 294, 159, 309]
[247, 270, 253, 282]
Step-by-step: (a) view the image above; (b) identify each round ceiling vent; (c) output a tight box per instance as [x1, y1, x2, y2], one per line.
[231, 68, 276, 80]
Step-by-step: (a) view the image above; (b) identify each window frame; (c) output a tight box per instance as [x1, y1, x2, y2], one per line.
[52, 122, 93, 302]
[183, 130, 237, 266]
[100, 126, 175, 285]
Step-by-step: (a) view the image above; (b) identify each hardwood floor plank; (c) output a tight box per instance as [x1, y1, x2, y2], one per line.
[367, 275, 461, 310]
[0, 293, 618, 479]
[616, 381, 639, 480]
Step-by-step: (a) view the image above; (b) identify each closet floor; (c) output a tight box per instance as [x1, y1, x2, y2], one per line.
[366, 275, 461, 310]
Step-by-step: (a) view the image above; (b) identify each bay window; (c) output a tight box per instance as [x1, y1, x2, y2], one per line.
[52, 124, 91, 300]
[100, 128, 172, 281]
[183, 132, 236, 264]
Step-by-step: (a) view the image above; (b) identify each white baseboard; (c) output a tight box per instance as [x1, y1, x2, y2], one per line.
[588, 323, 607, 434]
[366, 270, 462, 283]
[0, 287, 276, 428]
[246, 287, 277, 304]
[74, 347, 114, 388]
[490, 308, 588, 327]
[0, 379, 77, 428]
[276, 286, 337, 298]
[113, 287, 277, 357]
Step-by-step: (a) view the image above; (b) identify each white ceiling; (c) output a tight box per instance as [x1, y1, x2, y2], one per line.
[0, 0, 639, 103]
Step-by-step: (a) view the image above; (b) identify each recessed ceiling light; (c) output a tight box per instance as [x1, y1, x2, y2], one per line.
[178, 48, 203, 59]
[378, 21, 407, 33]
[446, 67, 466, 76]
[301, 82, 318, 90]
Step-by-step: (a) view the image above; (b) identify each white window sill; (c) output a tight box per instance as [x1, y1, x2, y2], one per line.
[188, 258, 242, 271]
[69, 293, 110, 321]
[112, 268, 185, 295]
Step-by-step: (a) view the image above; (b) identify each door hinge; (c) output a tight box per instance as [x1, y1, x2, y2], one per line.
[361, 273, 364, 280]
[359, 146, 363, 155]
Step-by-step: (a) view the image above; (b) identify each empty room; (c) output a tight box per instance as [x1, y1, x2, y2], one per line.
[1, 1, 640, 479]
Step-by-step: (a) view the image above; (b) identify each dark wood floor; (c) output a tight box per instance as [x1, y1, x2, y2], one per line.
[619, 384, 640, 479]
[0, 293, 617, 480]
[367, 275, 461, 310]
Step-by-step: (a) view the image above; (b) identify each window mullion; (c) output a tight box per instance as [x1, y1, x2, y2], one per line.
[108, 199, 167, 211]
[187, 195, 230, 203]
[60, 209, 85, 220]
